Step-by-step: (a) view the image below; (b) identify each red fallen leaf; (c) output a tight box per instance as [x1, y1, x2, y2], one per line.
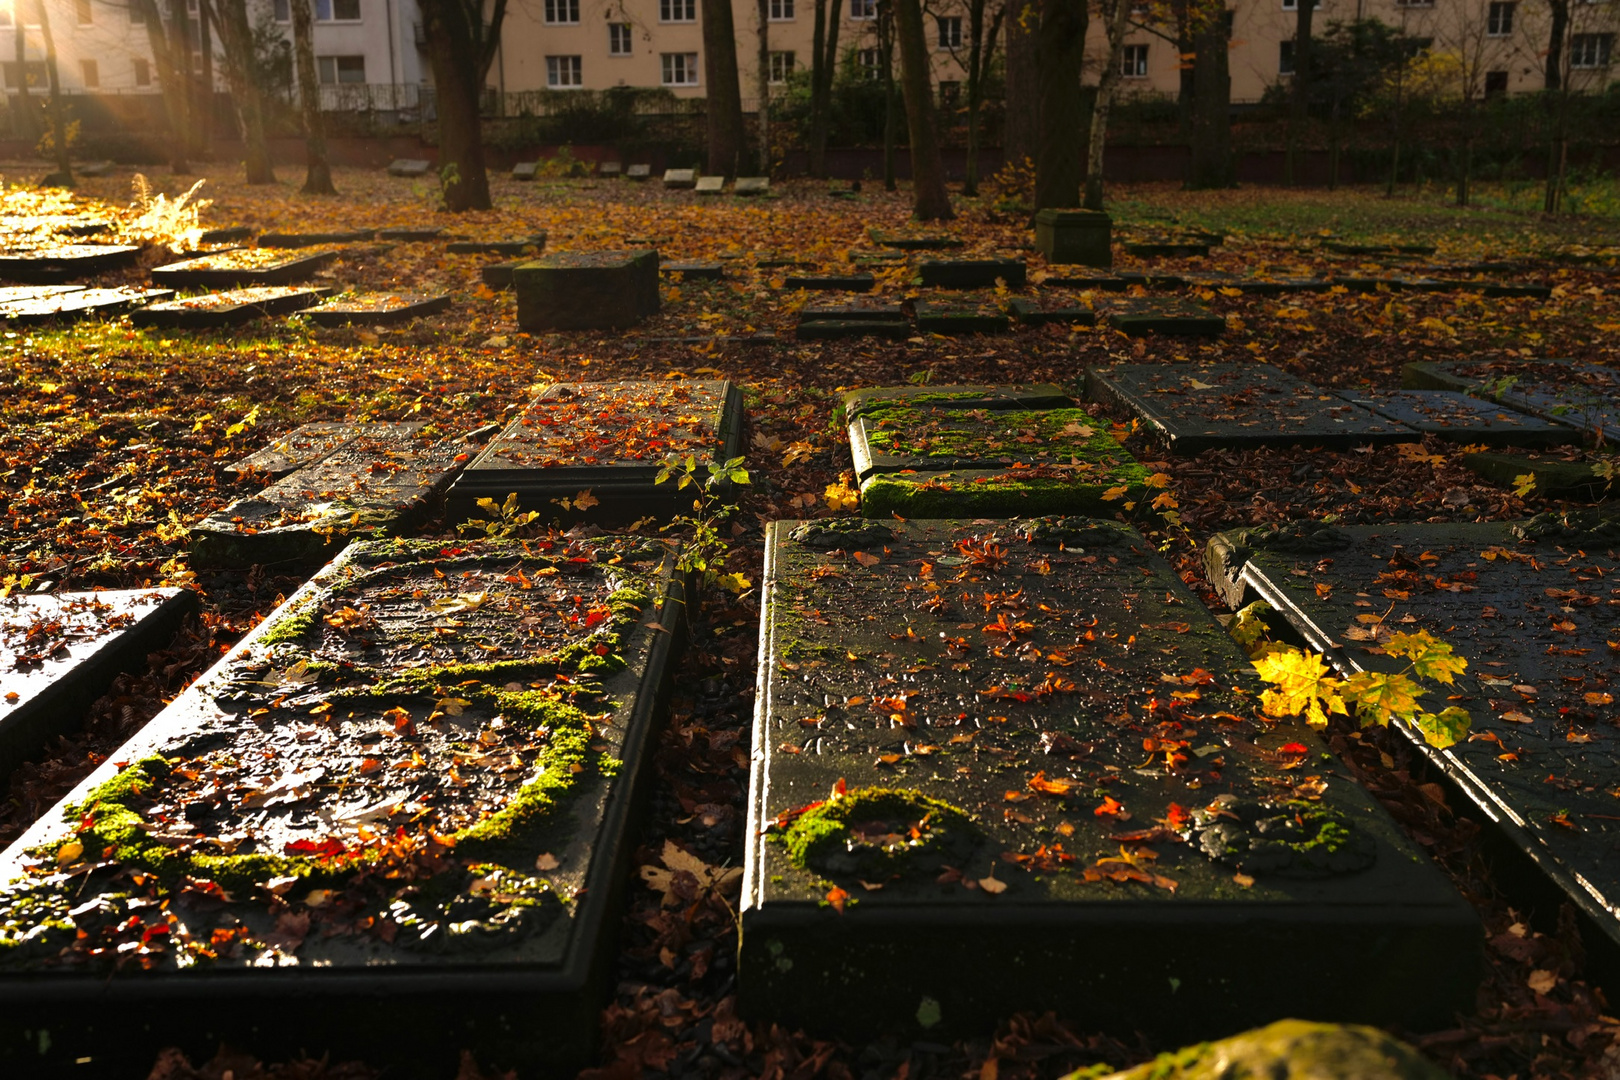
[583, 604, 612, 629]
[284, 837, 346, 859]
[1164, 802, 1191, 829]
[1094, 795, 1127, 817]
[825, 885, 849, 913]
[831, 777, 847, 799]
[141, 923, 170, 945]
[1179, 668, 1216, 685]
[1279, 742, 1309, 755]
[1028, 771, 1077, 796]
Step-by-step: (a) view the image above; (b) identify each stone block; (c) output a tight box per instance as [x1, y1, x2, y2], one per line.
[626, 164, 651, 180]
[913, 302, 1009, 335]
[662, 168, 697, 188]
[868, 229, 963, 250]
[735, 177, 770, 195]
[258, 230, 375, 248]
[514, 250, 659, 332]
[377, 227, 444, 242]
[481, 262, 518, 289]
[307, 293, 453, 327]
[198, 226, 254, 245]
[1402, 358, 1620, 444]
[512, 161, 539, 180]
[1333, 389, 1577, 448]
[1007, 297, 1096, 327]
[386, 158, 432, 177]
[796, 319, 910, 341]
[0, 286, 172, 325]
[225, 421, 424, 479]
[131, 286, 328, 328]
[446, 234, 547, 257]
[694, 176, 725, 195]
[661, 261, 725, 280]
[781, 273, 874, 292]
[1460, 452, 1614, 498]
[0, 244, 141, 283]
[1034, 208, 1111, 267]
[150, 250, 336, 288]
[1103, 297, 1225, 336]
[917, 258, 1026, 289]
[599, 161, 623, 176]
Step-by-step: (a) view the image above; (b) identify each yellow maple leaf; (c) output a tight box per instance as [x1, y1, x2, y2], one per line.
[1343, 670, 1424, 724]
[1382, 629, 1467, 684]
[1253, 646, 1347, 726]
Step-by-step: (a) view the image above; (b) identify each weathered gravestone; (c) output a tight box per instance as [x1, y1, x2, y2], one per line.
[1332, 276, 1457, 294]
[781, 273, 874, 293]
[307, 293, 453, 327]
[377, 227, 445, 242]
[481, 262, 518, 290]
[1124, 238, 1212, 258]
[1041, 271, 1185, 291]
[151, 250, 336, 288]
[740, 517, 1479, 1040]
[625, 164, 651, 180]
[1459, 452, 1614, 499]
[191, 425, 471, 568]
[735, 177, 770, 196]
[225, 422, 423, 480]
[259, 230, 375, 248]
[1103, 298, 1225, 337]
[386, 158, 432, 177]
[913, 301, 1010, 335]
[448, 380, 744, 525]
[844, 385, 1147, 517]
[1007, 297, 1096, 327]
[0, 284, 83, 305]
[1403, 358, 1620, 444]
[868, 229, 963, 250]
[1205, 511, 1620, 966]
[0, 588, 194, 777]
[198, 226, 255, 245]
[661, 261, 725, 281]
[447, 235, 547, 257]
[1333, 389, 1577, 447]
[512, 162, 540, 181]
[1185, 273, 1333, 296]
[514, 250, 659, 332]
[796, 304, 910, 341]
[662, 168, 697, 189]
[598, 161, 623, 177]
[131, 286, 329, 329]
[0, 286, 173, 325]
[1322, 241, 1436, 256]
[0, 244, 142, 283]
[694, 176, 725, 195]
[1034, 208, 1111, 267]
[0, 536, 686, 1076]
[917, 258, 1027, 289]
[1086, 364, 1416, 455]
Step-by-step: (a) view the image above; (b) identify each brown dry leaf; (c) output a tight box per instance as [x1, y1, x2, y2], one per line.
[1527, 969, 1558, 994]
[639, 839, 742, 907]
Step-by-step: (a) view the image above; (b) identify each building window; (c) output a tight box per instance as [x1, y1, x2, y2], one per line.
[937, 15, 961, 48]
[80, 59, 99, 86]
[75, 0, 92, 24]
[1121, 43, 1148, 77]
[856, 47, 881, 78]
[1278, 39, 1294, 74]
[609, 22, 632, 54]
[1282, 0, 1296, 8]
[661, 51, 699, 85]
[0, 8, 11, 27]
[850, 0, 876, 20]
[545, 0, 579, 24]
[769, 0, 794, 19]
[768, 50, 795, 82]
[133, 58, 151, 85]
[316, 55, 366, 83]
[546, 55, 583, 86]
[272, 0, 289, 20]
[1570, 33, 1612, 67]
[2, 62, 46, 89]
[315, 0, 361, 22]
[1395, 0, 1434, 7]
[1486, 1, 1514, 36]
[659, 0, 695, 22]
[1484, 69, 1508, 94]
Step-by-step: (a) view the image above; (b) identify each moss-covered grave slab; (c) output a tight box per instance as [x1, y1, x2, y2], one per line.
[1205, 513, 1620, 968]
[150, 250, 336, 289]
[307, 293, 452, 327]
[0, 537, 685, 1076]
[130, 286, 329, 329]
[0, 244, 142, 283]
[797, 304, 909, 340]
[843, 385, 1148, 518]
[1333, 389, 1578, 447]
[0, 589, 194, 778]
[447, 380, 744, 525]
[1460, 451, 1614, 499]
[742, 518, 1478, 1042]
[1103, 298, 1225, 337]
[1086, 364, 1415, 455]
[191, 425, 472, 568]
[1402, 358, 1620, 444]
[0, 286, 173, 325]
[1080, 1019, 1447, 1080]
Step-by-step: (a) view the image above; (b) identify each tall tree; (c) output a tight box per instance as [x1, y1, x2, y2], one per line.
[204, 0, 275, 183]
[11, 16, 38, 144]
[878, 0, 899, 189]
[131, 0, 191, 173]
[894, 0, 952, 218]
[1002, 0, 1037, 169]
[1283, 0, 1317, 186]
[756, 0, 771, 174]
[34, 0, 70, 184]
[418, 0, 507, 211]
[290, 0, 335, 194]
[1543, 0, 1569, 89]
[807, 0, 842, 177]
[1034, 0, 1085, 209]
[194, 0, 214, 159]
[1184, 0, 1231, 189]
[953, 0, 1005, 195]
[703, 0, 744, 176]
[1085, 0, 1132, 210]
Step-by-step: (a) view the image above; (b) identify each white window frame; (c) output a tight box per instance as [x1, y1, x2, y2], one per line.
[661, 51, 700, 85]
[608, 22, 633, 55]
[316, 54, 367, 84]
[315, 0, 362, 23]
[1570, 32, 1612, 67]
[856, 47, 881, 78]
[850, 0, 876, 20]
[1282, 0, 1296, 9]
[544, 0, 580, 25]
[1486, 1, 1514, 37]
[1121, 43, 1149, 77]
[659, 0, 696, 23]
[768, 50, 795, 83]
[769, 0, 795, 19]
[937, 15, 961, 49]
[546, 54, 583, 87]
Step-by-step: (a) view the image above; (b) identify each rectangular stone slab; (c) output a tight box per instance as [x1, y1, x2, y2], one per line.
[694, 176, 725, 194]
[1332, 389, 1577, 447]
[1461, 452, 1613, 499]
[0, 536, 685, 1075]
[151, 250, 336, 288]
[735, 177, 770, 195]
[482, 262, 517, 290]
[1402, 359, 1620, 444]
[258, 230, 375, 248]
[225, 422, 425, 480]
[625, 164, 651, 179]
[0, 244, 142, 283]
[386, 158, 431, 176]
[307, 293, 452, 327]
[1007, 298, 1096, 327]
[796, 319, 910, 341]
[662, 261, 725, 280]
[130, 286, 329, 329]
[1043, 271, 1186, 291]
[447, 380, 744, 525]
[599, 161, 623, 176]
[663, 168, 697, 188]
[190, 426, 471, 568]
[198, 226, 255, 245]
[1186, 274, 1332, 295]
[447, 236, 547, 257]
[1205, 514, 1620, 962]
[1086, 364, 1416, 455]
[0, 588, 194, 778]
[914, 302, 1009, 335]
[0, 286, 173, 325]
[742, 518, 1478, 1042]
[1124, 240, 1211, 258]
[1104, 298, 1225, 336]
[781, 274, 874, 292]
[868, 230, 963, 250]
[514, 250, 659, 331]
[917, 258, 1027, 289]
[1323, 241, 1436, 256]
[841, 383, 1071, 422]
[377, 227, 444, 242]
[0, 284, 84, 304]
[512, 162, 539, 180]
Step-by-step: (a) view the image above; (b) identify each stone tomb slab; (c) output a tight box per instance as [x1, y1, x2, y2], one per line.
[1402, 359, 1620, 444]
[913, 301, 1009, 335]
[598, 161, 622, 177]
[0, 286, 173, 325]
[307, 293, 452, 327]
[482, 262, 518, 290]
[377, 227, 445, 242]
[625, 164, 651, 180]
[386, 158, 432, 176]
[1461, 452, 1613, 499]
[448, 380, 744, 525]
[1333, 389, 1577, 448]
[225, 421, 424, 480]
[151, 249, 336, 288]
[781, 273, 874, 293]
[1086, 364, 1416, 455]
[447, 235, 547, 257]
[191, 424, 470, 568]
[1043, 271, 1186, 291]
[735, 177, 770, 195]
[0, 244, 142, 283]
[1205, 514, 1620, 961]
[797, 304, 909, 341]
[868, 229, 963, 250]
[514, 250, 659, 331]
[512, 161, 539, 180]
[0, 284, 84, 305]
[130, 286, 328, 329]
[198, 226, 255, 245]
[259, 230, 375, 248]
[661, 261, 725, 281]
[741, 517, 1478, 1041]
[0, 588, 194, 778]
[1124, 238, 1212, 258]
[1007, 297, 1096, 327]
[662, 168, 697, 189]
[0, 537, 684, 1075]
[917, 258, 1026, 289]
[844, 385, 1147, 517]
[694, 175, 725, 195]
[1103, 297, 1225, 336]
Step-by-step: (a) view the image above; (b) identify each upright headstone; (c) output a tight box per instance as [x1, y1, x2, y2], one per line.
[694, 176, 725, 195]
[387, 158, 432, 177]
[513, 250, 659, 331]
[1034, 209, 1111, 267]
[662, 168, 697, 189]
[735, 177, 770, 196]
[512, 162, 540, 181]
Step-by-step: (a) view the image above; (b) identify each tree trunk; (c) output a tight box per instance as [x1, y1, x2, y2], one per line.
[419, 0, 501, 210]
[880, 0, 898, 189]
[1185, 0, 1232, 190]
[132, 0, 190, 173]
[169, 0, 202, 160]
[290, 0, 334, 194]
[1544, 0, 1568, 90]
[894, 0, 952, 219]
[702, 0, 744, 177]
[207, 0, 275, 183]
[35, 0, 70, 182]
[11, 20, 37, 144]
[756, 0, 770, 174]
[808, 0, 840, 178]
[1034, 0, 1084, 209]
[1284, 0, 1316, 186]
[1176, 1, 1195, 139]
[1084, 0, 1130, 210]
[195, 0, 214, 157]
[1002, 0, 1037, 169]
[1327, 95, 1341, 190]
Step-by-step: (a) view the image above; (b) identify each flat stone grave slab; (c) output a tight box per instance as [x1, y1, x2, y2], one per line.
[1041, 271, 1185, 291]
[225, 421, 425, 480]
[1322, 240, 1436, 256]
[0, 536, 685, 1075]
[0, 243, 142, 283]
[781, 273, 874, 293]
[130, 286, 329, 329]
[1460, 452, 1614, 499]
[661, 261, 725, 280]
[259, 229, 375, 248]
[151, 249, 336, 288]
[842, 383, 1073, 422]
[741, 517, 1478, 1041]
[0, 286, 173, 325]
[191, 424, 471, 568]
[198, 226, 255, 245]
[797, 304, 909, 341]
[1477, 281, 1553, 299]
[1332, 389, 1577, 448]
[694, 175, 724, 195]
[914, 301, 1009, 335]
[1124, 238, 1211, 258]
[1333, 275, 1457, 294]
[512, 161, 539, 180]
[1008, 297, 1096, 327]
[917, 258, 1026, 289]
[1403, 358, 1620, 444]
[0, 284, 83, 304]
[845, 384, 1147, 517]
[0, 213, 112, 237]
[850, 251, 907, 266]
[377, 227, 444, 242]
[1086, 364, 1416, 455]
[756, 256, 815, 269]
[625, 164, 651, 180]
[868, 229, 962, 250]
[735, 177, 769, 195]
[482, 262, 517, 290]
[514, 250, 659, 331]
[386, 157, 432, 176]
[663, 168, 697, 189]
[1186, 273, 1333, 295]
[1205, 513, 1620, 962]
[307, 293, 452, 327]
[75, 160, 115, 178]
[599, 161, 623, 176]
[447, 235, 547, 257]
[448, 380, 744, 525]
[0, 588, 194, 778]
[1103, 297, 1225, 336]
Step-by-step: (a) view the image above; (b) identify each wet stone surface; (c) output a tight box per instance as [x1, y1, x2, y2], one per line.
[448, 380, 743, 525]
[1206, 514, 1620, 954]
[0, 537, 684, 1073]
[1007, 297, 1096, 327]
[259, 230, 375, 248]
[0, 286, 172, 325]
[0, 244, 142, 283]
[1103, 298, 1225, 337]
[131, 286, 329, 329]
[307, 293, 452, 327]
[150, 250, 337, 289]
[225, 422, 427, 480]
[781, 273, 875, 293]
[916, 258, 1027, 289]
[742, 518, 1477, 1040]
[1087, 363, 1416, 455]
[1333, 388, 1579, 447]
[913, 302, 1010, 335]
[1402, 358, 1620, 444]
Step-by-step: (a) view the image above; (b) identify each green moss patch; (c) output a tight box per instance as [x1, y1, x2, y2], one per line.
[776, 787, 979, 881]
